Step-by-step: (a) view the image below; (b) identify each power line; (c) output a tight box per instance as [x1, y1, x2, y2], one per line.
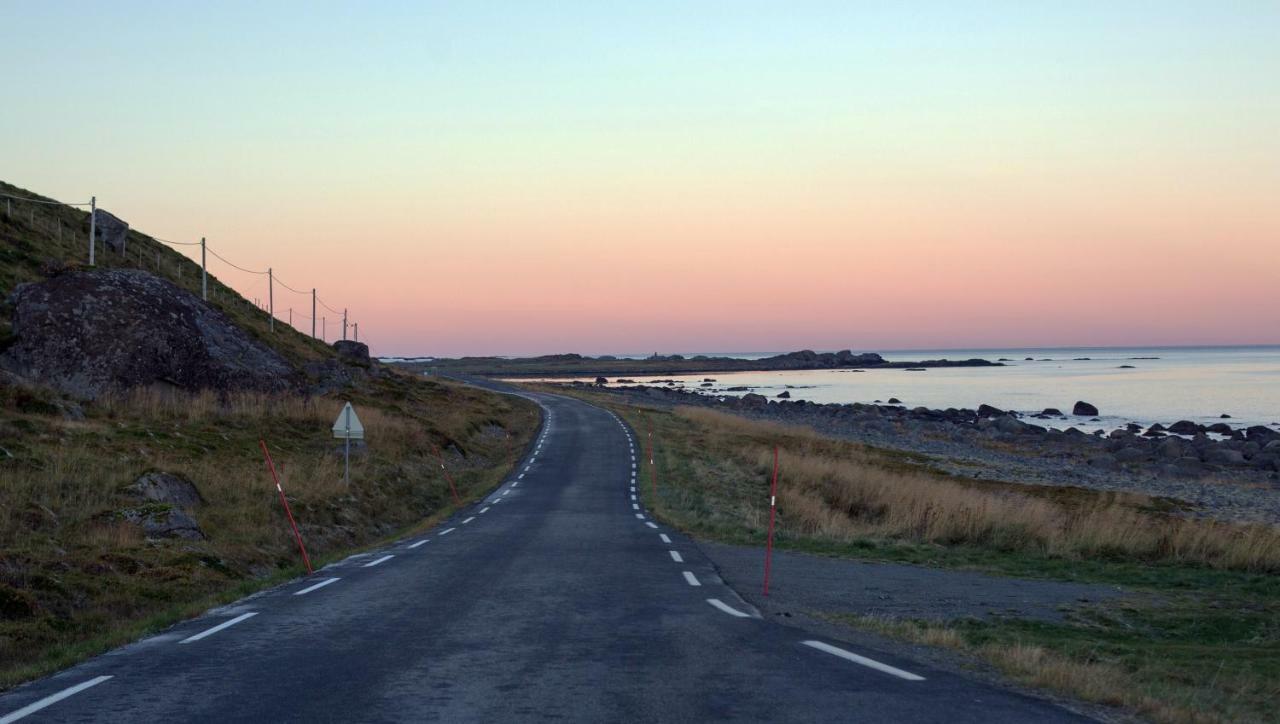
[0, 191, 91, 206]
[273, 275, 310, 295]
[206, 246, 268, 275]
[152, 236, 201, 247]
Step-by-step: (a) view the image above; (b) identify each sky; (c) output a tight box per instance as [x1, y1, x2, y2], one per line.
[3, 2, 1278, 356]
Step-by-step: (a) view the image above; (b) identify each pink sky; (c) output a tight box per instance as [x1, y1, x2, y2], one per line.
[4, 4, 1278, 356]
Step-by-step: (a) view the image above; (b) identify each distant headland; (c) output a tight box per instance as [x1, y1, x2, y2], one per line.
[390, 350, 1001, 377]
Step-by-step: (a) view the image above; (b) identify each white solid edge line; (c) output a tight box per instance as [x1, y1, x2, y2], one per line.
[682, 571, 701, 586]
[660, 534, 671, 543]
[363, 554, 394, 568]
[645, 522, 659, 529]
[439, 527, 456, 536]
[669, 550, 683, 562]
[294, 577, 341, 595]
[462, 516, 475, 524]
[706, 598, 752, 618]
[179, 612, 258, 644]
[801, 641, 926, 681]
[408, 539, 429, 548]
[0, 676, 114, 724]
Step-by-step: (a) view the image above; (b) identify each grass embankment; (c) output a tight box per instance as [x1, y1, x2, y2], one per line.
[0, 181, 542, 687]
[558, 389, 1279, 724]
[1, 372, 538, 689]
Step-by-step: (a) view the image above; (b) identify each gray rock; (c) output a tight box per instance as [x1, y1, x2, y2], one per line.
[976, 404, 1004, 417]
[776, 391, 791, 399]
[1114, 447, 1147, 463]
[90, 208, 129, 253]
[333, 340, 370, 363]
[1168, 420, 1200, 435]
[119, 505, 204, 540]
[1204, 448, 1246, 465]
[993, 415, 1026, 434]
[1072, 401, 1099, 416]
[0, 270, 297, 399]
[125, 471, 204, 509]
[1206, 422, 1233, 435]
[740, 393, 767, 406]
[1158, 437, 1185, 459]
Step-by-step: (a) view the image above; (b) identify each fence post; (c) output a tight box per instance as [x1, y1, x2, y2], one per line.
[354, 322, 358, 343]
[763, 446, 780, 596]
[322, 316, 326, 342]
[88, 196, 96, 266]
[268, 267, 275, 332]
[311, 289, 317, 339]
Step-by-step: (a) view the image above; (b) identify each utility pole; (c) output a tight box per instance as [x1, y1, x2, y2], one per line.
[311, 289, 317, 338]
[354, 322, 358, 343]
[342, 308, 348, 341]
[289, 307, 292, 326]
[268, 267, 275, 332]
[88, 196, 96, 266]
[200, 237, 207, 300]
[322, 317, 326, 342]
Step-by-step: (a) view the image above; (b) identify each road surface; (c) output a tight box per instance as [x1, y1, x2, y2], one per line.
[0, 387, 1091, 722]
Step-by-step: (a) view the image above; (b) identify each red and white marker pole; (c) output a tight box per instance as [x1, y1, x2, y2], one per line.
[763, 445, 780, 596]
[433, 445, 462, 504]
[260, 439, 313, 575]
[645, 413, 658, 501]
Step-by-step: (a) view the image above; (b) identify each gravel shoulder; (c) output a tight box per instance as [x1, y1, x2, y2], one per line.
[698, 541, 1125, 624]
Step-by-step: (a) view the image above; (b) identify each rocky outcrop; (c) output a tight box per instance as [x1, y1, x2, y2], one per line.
[0, 269, 297, 399]
[90, 209, 129, 254]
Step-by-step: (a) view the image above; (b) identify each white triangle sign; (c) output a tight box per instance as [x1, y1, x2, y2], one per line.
[332, 402, 365, 440]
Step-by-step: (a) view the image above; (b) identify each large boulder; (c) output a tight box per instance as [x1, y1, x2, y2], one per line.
[90, 209, 129, 254]
[0, 269, 297, 399]
[125, 471, 204, 509]
[332, 340, 370, 364]
[1072, 401, 1099, 416]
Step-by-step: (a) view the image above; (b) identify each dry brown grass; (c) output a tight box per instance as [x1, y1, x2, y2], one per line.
[677, 407, 1280, 572]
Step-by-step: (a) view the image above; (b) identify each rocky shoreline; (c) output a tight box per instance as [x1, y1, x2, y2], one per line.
[568, 382, 1280, 525]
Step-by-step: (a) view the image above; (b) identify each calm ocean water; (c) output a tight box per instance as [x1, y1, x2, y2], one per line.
[560, 347, 1280, 432]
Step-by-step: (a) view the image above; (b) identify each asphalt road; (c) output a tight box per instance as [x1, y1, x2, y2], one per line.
[0, 387, 1093, 722]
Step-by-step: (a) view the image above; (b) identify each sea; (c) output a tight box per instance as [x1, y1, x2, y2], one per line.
[538, 346, 1280, 433]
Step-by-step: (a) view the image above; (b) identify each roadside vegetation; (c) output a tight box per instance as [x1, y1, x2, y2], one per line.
[552, 387, 1279, 724]
[0, 181, 540, 688]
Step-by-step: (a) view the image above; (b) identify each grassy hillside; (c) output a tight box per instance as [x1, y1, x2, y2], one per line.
[0, 180, 328, 366]
[0, 181, 540, 687]
[547, 386, 1280, 724]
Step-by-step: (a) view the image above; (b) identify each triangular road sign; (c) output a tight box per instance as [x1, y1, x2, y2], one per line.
[332, 402, 365, 439]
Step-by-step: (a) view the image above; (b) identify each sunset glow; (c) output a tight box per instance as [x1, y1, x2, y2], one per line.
[4, 2, 1277, 355]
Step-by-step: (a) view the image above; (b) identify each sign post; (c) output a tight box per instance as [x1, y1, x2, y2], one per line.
[332, 402, 365, 486]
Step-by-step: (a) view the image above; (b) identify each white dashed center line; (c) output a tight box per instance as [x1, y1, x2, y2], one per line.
[179, 612, 258, 644]
[632, 503, 639, 510]
[363, 555, 394, 568]
[635, 513, 645, 519]
[462, 517, 475, 525]
[439, 527, 456, 536]
[660, 534, 671, 544]
[707, 598, 752, 618]
[294, 578, 340, 596]
[0, 675, 113, 723]
[669, 551, 683, 563]
[645, 522, 659, 529]
[480, 507, 490, 514]
[682, 571, 701, 587]
[408, 539, 429, 548]
[800, 641, 926, 681]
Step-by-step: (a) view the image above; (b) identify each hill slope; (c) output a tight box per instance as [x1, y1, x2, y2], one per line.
[0, 181, 539, 688]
